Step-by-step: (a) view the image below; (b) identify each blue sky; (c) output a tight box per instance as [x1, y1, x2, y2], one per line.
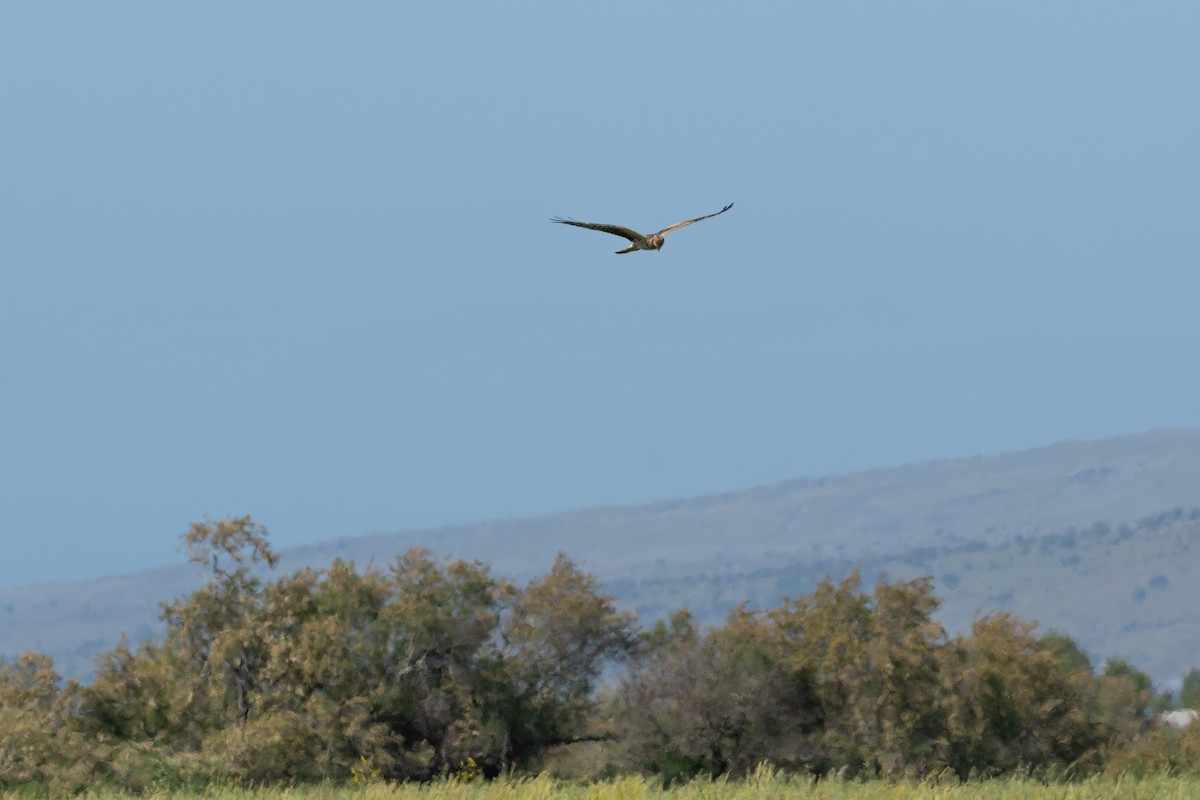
[2, 4, 1198, 587]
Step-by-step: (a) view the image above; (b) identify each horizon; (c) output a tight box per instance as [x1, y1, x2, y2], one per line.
[5, 424, 1200, 688]
[4, 425, 1197, 591]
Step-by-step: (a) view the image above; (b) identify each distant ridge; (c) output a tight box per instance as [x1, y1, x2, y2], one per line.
[4, 428, 1200, 680]
[282, 427, 1200, 577]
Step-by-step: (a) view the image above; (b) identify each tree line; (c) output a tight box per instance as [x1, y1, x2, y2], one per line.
[1, 516, 1198, 793]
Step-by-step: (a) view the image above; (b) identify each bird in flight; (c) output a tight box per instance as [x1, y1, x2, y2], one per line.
[551, 203, 733, 254]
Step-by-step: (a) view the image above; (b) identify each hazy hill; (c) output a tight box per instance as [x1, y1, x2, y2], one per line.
[4, 428, 1200, 681]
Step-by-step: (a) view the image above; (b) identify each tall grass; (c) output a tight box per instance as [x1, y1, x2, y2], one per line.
[17, 772, 1199, 800]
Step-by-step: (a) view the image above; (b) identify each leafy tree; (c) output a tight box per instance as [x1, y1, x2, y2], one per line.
[641, 608, 697, 649]
[941, 613, 1097, 777]
[617, 573, 1113, 781]
[0, 653, 106, 792]
[84, 636, 190, 745]
[617, 572, 959, 780]
[1040, 631, 1092, 675]
[0, 653, 68, 787]
[231, 560, 400, 780]
[1093, 658, 1156, 740]
[373, 548, 513, 775]
[1180, 667, 1200, 710]
[1103, 658, 1154, 693]
[500, 553, 639, 762]
[160, 516, 278, 732]
[75, 521, 638, 784]
[766, 571, 949, 777]
[614, 606, 819, 783]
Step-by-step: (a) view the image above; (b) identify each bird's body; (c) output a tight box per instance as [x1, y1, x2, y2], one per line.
[551, 203, 733, 253]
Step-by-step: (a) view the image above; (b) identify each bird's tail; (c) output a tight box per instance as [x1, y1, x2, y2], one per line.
[615, 245, 636, 254]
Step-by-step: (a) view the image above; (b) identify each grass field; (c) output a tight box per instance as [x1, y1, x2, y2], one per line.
[16, 773, 1197, 800]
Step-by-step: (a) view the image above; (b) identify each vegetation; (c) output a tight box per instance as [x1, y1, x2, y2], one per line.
[6, 773, 1200, 800]
[2, 516, 1200, 795]
[621, 506, 1200, 683]
[7, 501, 1200, 685]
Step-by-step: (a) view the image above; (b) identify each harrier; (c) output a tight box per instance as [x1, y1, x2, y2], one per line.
[551, 203, 733, 254]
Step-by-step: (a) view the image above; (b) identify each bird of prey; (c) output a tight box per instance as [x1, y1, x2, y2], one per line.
[551, 203, 733, 254]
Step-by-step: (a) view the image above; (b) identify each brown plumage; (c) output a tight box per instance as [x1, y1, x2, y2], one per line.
[551, 203, 733, 253]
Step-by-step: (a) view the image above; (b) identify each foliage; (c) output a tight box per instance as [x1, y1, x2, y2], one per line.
[1040, 630, 1093, 674]
[1092, 658, 1157, 741]
[766, 571, 949, 777]
[616, 573, 1111, 781]
[1181, 668, 1200, 710]
[940, 613, 1098, 776]
[2, 518, 637, 791]
[0, 653, 80, 789]
[6, 773, 1200, 800]
[614, 607, 819, 782]
[1, 516, 1196, 792]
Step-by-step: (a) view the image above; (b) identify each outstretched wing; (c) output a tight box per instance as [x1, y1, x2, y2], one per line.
[550, 217, 647, 244]
[654, 202, 734, 237]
